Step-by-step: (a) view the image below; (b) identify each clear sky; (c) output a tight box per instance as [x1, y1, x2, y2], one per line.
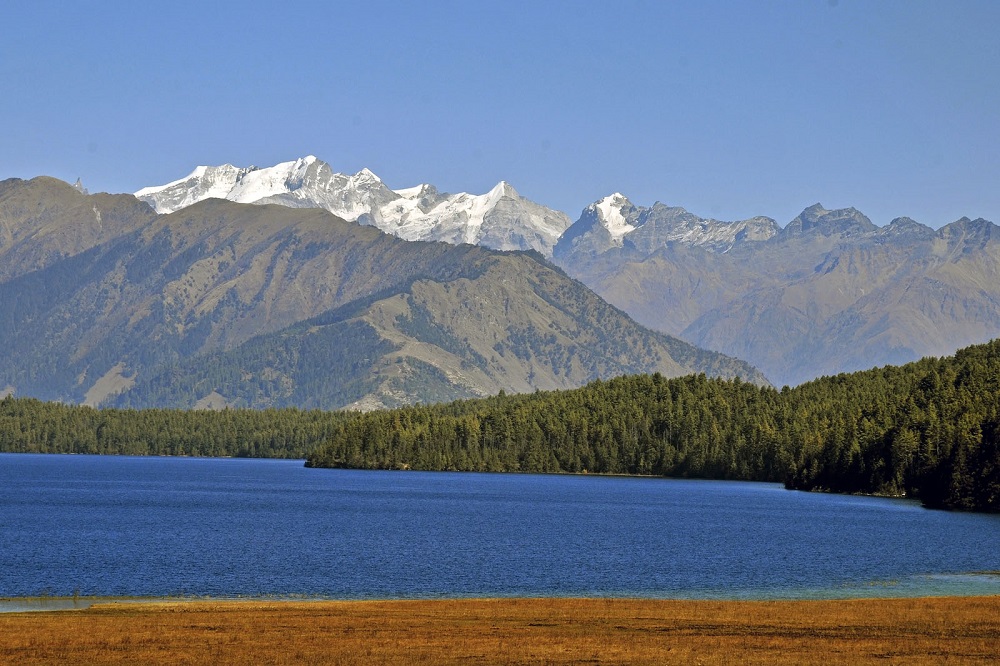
[2, 0, 998, 227]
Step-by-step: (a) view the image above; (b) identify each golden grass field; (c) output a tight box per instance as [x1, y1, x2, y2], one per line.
[2, 596, 999, 664]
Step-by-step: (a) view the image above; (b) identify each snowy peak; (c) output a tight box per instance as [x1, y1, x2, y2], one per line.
[135, 163, 258, 213]
[551, 193, 639, 258]
[554, 194, 777, 259]
[136, 158, 571, 255]
[227, 158, 318, 202]
[593, 193, 638, 242]
[487, 180, 519, 201]
[381, 179, 570, 251]
[352, 167, 382, 184]
[136, 157, 387, 215]
[393, 184, 437, 200]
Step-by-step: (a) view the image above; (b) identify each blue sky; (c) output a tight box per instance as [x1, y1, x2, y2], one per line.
[2, 0, 998, 227]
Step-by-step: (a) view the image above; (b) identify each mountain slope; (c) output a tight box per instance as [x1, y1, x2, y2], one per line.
[136, 156, 572, 255]
[0, 176, 155, 282]
[116, 249, 766, 411]
[0, 177, 764, 408]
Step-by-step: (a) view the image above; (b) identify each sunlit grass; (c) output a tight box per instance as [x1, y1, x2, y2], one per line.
[2, 596, 998, 664]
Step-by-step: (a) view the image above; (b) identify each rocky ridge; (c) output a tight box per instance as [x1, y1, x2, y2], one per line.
[553, 199, 1000, 386]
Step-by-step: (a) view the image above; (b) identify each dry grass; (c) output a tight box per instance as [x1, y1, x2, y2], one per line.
[2, 596, 999, 664]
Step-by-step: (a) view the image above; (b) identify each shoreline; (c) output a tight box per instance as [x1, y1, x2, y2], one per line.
[5, 573, 1000, 612]
[6, 569, 1000, 611]
[2, 596, 998, 664]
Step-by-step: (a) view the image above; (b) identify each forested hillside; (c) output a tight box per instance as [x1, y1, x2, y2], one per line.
[306, 340, 1000, 512]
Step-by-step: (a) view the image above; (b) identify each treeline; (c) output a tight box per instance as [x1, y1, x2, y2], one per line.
[306, 340, 1000, 512]
[0, 398, 352, 458]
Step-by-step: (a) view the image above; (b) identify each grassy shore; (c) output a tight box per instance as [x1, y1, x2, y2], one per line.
[2, 596, 999, 664]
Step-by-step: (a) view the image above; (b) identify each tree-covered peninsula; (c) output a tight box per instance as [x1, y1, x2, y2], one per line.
[306, 340, 1000, 512]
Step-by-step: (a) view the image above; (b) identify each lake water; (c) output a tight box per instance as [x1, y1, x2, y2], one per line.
[2, 453, 1000, 602]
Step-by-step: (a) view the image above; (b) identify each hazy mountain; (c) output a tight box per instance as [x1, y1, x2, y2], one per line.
[554, 193, 779, 257]
[0, 177, 764, 409]
[554, 199, 1000, 386]
[136, 156, 572, 256]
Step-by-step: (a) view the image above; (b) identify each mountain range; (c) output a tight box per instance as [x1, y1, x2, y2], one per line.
[0, 176, 762, 409]
[135, 156, 571, 256]
[553, 197, 1000, 386]
[133, 157, 1000, 387]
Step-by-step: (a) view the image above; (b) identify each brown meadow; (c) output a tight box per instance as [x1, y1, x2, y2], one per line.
[2, 596, 999, 664]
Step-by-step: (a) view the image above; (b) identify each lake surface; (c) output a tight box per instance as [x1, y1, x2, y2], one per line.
[2, 453, 1000, 602]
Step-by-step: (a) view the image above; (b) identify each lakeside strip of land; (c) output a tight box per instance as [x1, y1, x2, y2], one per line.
[2, 596, 999, 664]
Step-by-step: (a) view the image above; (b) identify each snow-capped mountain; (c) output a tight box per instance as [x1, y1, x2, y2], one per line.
[136, 157, 572, 255]
[553, 193, 779, 258]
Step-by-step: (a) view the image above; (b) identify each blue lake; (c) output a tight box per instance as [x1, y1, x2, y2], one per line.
[2, 453, 1000, 601]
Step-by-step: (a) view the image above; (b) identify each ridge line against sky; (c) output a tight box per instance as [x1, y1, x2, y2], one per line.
[2, 0, 998, 228]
